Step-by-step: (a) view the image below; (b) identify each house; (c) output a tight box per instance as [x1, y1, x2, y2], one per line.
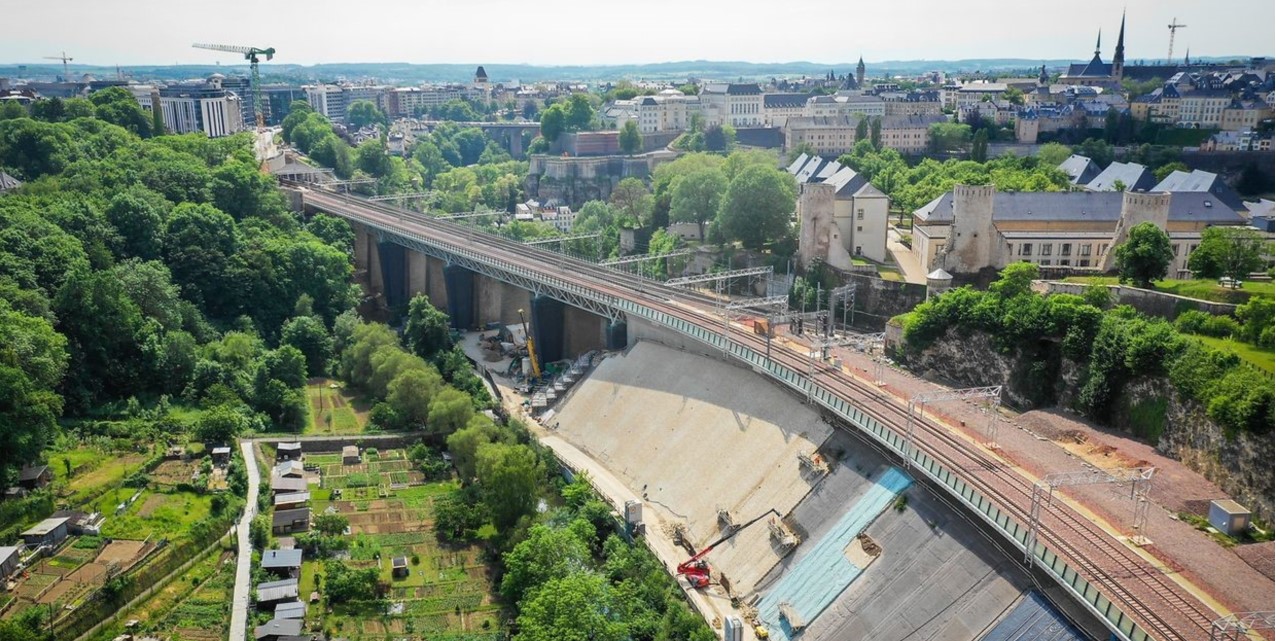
[273, 492, 310, 511]
[270, 476, 308, 495]
[260, 549, 303, 578]
[0, 546, 19, 579]
[912, 186, 1248, 276]
[276, 442, 303, 461]
[1083, 161, 1155, 192]
[21, 517, 69, 548]
[17, 465, 52, 490]
[1245, 200, 1274, 232]
[52, 510, 104, 535]
[274, 460, 304, 478]
[271, 508, 311, 535]
[255, 577, 300, 605]
[0, 171, 22, 193]
[342, 446, 361, 465]
[254, 618, 304, 641]
[392, 556, 409, 578]
[1057, 155, 1100, 186]
[210, 447, 231, 465]
[274, 601, 307, 620]
[789, 155, 892, 267]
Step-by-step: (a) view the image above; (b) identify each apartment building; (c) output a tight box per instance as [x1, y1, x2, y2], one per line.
[784, 114, 947, 155]
[132, 74, 245, 138]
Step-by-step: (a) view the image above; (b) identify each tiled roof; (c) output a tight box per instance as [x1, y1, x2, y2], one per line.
[1153, 170, 1245, 211]
[726, 84, 762, 96]
[914, 190, 1246, 225]
[1058, 155, 1100, 185]
[1085, 162, 1155, 192]
[763, 93, 809, 109]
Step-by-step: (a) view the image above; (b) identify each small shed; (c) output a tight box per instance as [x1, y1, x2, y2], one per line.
[52, 509, 104, 536]
[211, 446, 232, 464]
[270, 476, 309, 495]
[260, 549, 303, 577]
[0, 545, 20, 578]
[391, 556, 409, 578]
[1208, 499, 1252, 536]
[273, 600, 307, 620]
[253, 618, 304, 641]
[21, 517, 69, 548]
[273, 492, 310, 510]
[274, 460, 304, 478]
[17, 465, 52, 489]
[272, 508, 311, 535]
[255, 577, 299, 604]
[276, 442, 303, 462]
[342, 445, 361, 465]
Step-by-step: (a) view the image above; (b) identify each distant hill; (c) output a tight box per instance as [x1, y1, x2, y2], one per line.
[0, 56, 1265, 85]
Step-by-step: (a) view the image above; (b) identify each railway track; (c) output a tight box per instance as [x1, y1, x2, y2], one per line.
[301, 188, 1226, 641]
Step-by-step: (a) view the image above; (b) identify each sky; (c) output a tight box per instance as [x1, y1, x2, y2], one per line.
[2, 0, 1272, 68]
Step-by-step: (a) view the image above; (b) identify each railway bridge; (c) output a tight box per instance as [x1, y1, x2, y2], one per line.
[297, 187, 1225, 641]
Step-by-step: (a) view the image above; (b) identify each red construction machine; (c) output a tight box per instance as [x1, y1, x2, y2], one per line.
[676, 508, 780, 589]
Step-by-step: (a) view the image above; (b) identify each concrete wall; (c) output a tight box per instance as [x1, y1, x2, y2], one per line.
[475, 277, 531, 328]
[563, 305, 607, 356]
[841, 273, 929, 330]
[406, 251, 428, 297]
[426, 256, 448, 310]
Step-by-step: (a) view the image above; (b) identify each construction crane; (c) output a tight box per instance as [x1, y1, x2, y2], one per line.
[517, 308, 542, 381]
[1167, 18, 1187, 65]
[191, 43, 275, 129]
[676, 509, 780, 589]
[43, 52, 72, 81]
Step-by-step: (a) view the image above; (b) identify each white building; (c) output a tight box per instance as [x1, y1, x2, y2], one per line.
[699, 83, 764, 127]
[635, 90, 701, 133]
[132, 74, 245, 138]
[784, 114, 947, 156]
[805, 93, 886, 119]
[788, 154, 892, 267]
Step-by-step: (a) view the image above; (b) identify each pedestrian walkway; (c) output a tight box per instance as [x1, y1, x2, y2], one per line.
[887, 228, 927, 284]
[229, 440, 261, 641]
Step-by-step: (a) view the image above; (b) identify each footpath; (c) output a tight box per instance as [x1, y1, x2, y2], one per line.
[229, 440, 261, 641]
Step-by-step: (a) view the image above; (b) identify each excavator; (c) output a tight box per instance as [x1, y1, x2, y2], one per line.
[517, 308, 541, 381]
[676, 508, 780, 589]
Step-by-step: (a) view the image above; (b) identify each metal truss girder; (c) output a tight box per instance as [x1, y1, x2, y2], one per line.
[524, 232, 601, 246]
[369, 191, 438, 202]
[600, 249, 693, 266]
[725, 295, 789, 310]
[666, 266, 773, 286]
[436, 210, 504, 220]
[913, 386, 1003, 404]
[1212, 612, 1275, 641]
[828, 283, 857, 300]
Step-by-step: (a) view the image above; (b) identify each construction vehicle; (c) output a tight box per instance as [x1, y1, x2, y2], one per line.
[191, 43, 276, 129]
[676, 508, 780, 589]
[517, 308, 541, 381]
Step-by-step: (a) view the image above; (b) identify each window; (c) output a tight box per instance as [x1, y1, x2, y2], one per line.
[1079, 259, 1091, 267]
[1040, 259, 1052, 266]
[1079, 244, 1092, 257]
[1040, 243, 1053, 257]
[855, 246, 862, 255]
[857, 209, 865, 220]
[1172, 244, 1180, 256]
[1060, 243, 1072, 256]
[1060, 259, 1070, 266]
[1020, 243, 1033, 256]
[856, 226, 863, 232]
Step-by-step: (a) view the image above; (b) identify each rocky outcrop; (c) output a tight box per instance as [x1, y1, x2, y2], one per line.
[896, 328, 1275, 520]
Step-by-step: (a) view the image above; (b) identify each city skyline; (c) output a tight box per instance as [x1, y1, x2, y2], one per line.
[2, 0, 1272, 68]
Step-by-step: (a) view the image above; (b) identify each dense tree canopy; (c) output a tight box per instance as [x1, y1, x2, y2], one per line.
[717, 164, 797, 250]
[1115, 222, 1174, 287]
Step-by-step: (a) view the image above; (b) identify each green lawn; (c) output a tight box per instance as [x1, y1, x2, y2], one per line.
[99, 490, 215, 541]
[305, 379, 369, 435]
[1062, 276, 1274, 304]
[1192, 335, 1275, 374]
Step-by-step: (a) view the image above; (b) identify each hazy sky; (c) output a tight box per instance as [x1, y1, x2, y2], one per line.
[3, 0, 1272, 68]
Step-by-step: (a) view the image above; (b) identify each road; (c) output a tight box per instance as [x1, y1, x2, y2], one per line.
[229, 440, 261, 641]
[300, 189, 1228, 641]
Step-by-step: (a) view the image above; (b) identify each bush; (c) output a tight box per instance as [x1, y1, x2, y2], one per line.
[1175, 310, 1240, 338]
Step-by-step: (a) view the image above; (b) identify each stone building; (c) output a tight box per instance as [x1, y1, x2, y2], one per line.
[788, 155, 891, 268]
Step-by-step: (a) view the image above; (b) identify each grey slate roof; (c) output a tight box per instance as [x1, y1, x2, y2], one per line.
[914, 191, 1247, 225]
[0, 171, 22, 192]
[725, 83, 762, 95]
[1058, 155, 1100, 185]
[763, 93, 809, 109]
[256, 578, 299, 603]
[274, 601, 307, 619]
[254, 618, 304, 639]
[272, 508, 310, 528]
[261, 548, 303, 569]
[1085, 162, 1155, 192]
[1152, 170, 1245, 211]
[17, 465, 48, 482]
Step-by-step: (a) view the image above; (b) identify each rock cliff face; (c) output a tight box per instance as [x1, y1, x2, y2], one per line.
[896, 328, 1275, 519]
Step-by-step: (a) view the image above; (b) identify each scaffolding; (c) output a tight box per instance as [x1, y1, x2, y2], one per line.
[1024, 466, 1157, 563]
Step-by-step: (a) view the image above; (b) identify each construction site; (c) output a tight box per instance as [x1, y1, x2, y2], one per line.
[466, 335, 1098, 640]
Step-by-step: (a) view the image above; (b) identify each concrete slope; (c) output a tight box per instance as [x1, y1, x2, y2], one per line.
[551, 340, 832, 593]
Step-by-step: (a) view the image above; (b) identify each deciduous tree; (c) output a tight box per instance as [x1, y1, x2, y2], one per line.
[1114, 222, 1174, 288]
[716, 165, 797, 250]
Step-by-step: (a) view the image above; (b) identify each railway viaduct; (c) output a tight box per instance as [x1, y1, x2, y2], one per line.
[294, 186, 1228, 641]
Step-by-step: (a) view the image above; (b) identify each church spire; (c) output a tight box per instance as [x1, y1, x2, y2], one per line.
[1114, 11, 1125, 64]
[1094, 29, 1102, 57]
[1184, 47, 1190, 65]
